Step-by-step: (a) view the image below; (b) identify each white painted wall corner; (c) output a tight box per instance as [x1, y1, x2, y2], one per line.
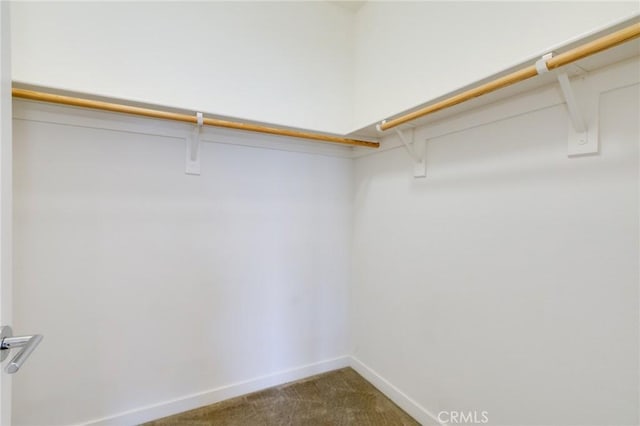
[349, 357, 444, 426]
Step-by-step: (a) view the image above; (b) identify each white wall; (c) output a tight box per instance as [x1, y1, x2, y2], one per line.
[351, 59, 639, 425]
[0, 2, 13, 424]
[11, 104, 352, 425]
[9, 3, 640, 425]
[10, 1, 355, 134]
[14, 2, 640, 135]
[353, 1, 640, 129]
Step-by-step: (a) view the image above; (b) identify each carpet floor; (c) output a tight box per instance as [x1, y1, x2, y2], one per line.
[144, 367, 420, 425]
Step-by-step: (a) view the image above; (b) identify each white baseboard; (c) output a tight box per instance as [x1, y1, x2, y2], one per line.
[80, 355, 440, 426]
[82, 356, 350, 426]
[349, 356, 443, 426]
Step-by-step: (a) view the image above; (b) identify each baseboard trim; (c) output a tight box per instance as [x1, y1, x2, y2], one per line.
[80, 355, 441, 426]
[349, 356, 443, 426]
[81, 356, 350, 426]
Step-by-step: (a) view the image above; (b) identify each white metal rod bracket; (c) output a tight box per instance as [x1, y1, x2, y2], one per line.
[535, 52, 554, 75]
[556, 72, 599, 156]
[557, 72, 586, 133]
[536, 53, 598, 157]
[394, 128, 426, 178]
[186, 112, 204, 175]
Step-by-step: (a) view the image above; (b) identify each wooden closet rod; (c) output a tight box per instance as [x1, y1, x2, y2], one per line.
[378, 22, 640, 131]
[11, 88, 380, 149]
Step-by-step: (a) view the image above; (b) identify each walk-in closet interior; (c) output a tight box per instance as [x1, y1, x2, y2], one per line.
[1, 1, 639, 425]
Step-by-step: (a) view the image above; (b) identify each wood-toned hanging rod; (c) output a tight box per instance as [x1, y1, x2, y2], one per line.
[378, 22, 640, 131]
[11, 88, 380, 149]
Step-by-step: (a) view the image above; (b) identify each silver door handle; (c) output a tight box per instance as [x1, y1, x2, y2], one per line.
[0, 326, 43, 374]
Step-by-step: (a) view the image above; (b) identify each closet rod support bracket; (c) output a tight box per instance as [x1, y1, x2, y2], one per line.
[186, 112, 204, 175]
[537, 53, 598, 157]
[555, 72, 598, 157]
[394, 128, 426, 178]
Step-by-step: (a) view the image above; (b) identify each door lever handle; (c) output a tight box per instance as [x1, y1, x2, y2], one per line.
[0, 326, 43, 374]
